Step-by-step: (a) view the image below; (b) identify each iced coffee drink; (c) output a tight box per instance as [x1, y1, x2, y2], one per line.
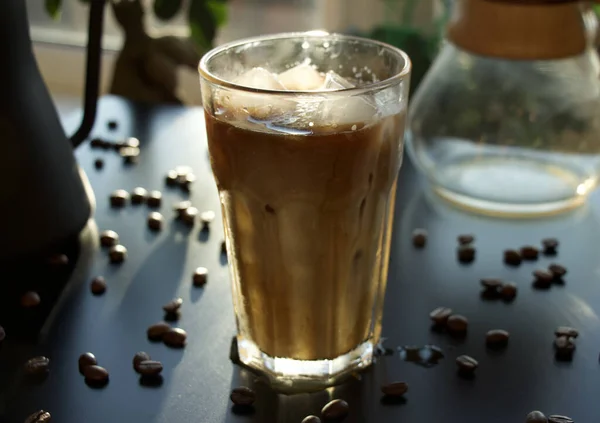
[199, 32, 411, 389]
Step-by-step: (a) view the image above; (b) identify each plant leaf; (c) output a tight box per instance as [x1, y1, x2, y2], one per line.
[207, 0, 228, 27]
[154, 0, 184, 21]
[45, 0, 62, 20]
[188, 0, 217, 50]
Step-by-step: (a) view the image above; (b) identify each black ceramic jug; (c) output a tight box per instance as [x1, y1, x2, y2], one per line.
[0, 0, 106, 259]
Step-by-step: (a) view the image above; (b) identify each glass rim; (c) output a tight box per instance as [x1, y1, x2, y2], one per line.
[198, 31, 412, 97]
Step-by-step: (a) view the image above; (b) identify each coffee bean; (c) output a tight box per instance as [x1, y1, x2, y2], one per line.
[136, 360, 163, 376]
[100, 230, 119, 247]
[148, 212, 164, 231]
[457, 245, 475, 263]
[109, 244, 127, 264]
[163, 328, 187, 348]
[110, 189, 129, 207]
[504, 249, 522, 266]
[221, 240, 227, 254]
[526, 410, 548, 423]
[163, 298, 183, 313]
[131, 187, 148, 204]
[147, 322, 171, 341]
[107, 120, 118, 130]
[91, 137, 105, 148]
[147, 190, 162, 208]
[500, 282, 518, 300]
[174, 201, 192, 218]
[485, 329, 509, 347]
[302, 416, 321, 423]
[381, 381, 408, 397]
[120, 147, 140, 164]
[446, 314, 468, 333]
[458, 234, 474, 245]
[230, 386, 256, 406]
[412, 228, 427, 248]
[182, 207, 198, 225]
[83, 364, 109, 384]
[321, 399, 349, 420]
[94, 158, 104, 170]
[78, 353, 97, 374]
[0, 325, 5, 343]
[456, 355, 478, 373]
[548, 415, 573, 423]
[193, 267, 208, 287]
[24, 356, 50, 375]
[481, 278, 503, 290]
[555, 326, 578, 338]
[429, 307, 452, 325]
[90, 276, 107, 295]
[533, 269, 553, 288]
[21, 291, 41, 308]
[133, 351, 151, 371]
[548, 264, 567, 279]
[124, 137, 140, 148]
[47, 253, 69, 267]
[24, 410, 51, 423]
[542, 238, 559, 255]
[166, 170, 179, 186]
[521, 246, 539, 260]
[200, 210, 216, 229]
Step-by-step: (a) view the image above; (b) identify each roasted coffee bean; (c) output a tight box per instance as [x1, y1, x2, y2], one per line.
[83, 365, 109, 384]
[412, 228, 427, 248]
[121, 147, 140, 164]
[91, 137, 105, 148]
[147, 322, 171, 341]
[481, 278, 503, 290]
[166, 170, 179, 186]
[542, 238, 559, 255]
[146, 190, 162, 208]
[133, 351, 151, 371]
[78, 353, 97, 374]
[136, 360, 163, 376]
[100, 230, 119, 247]
[446, 314, 468, 333]
[24, 410, 51, 423]
[549, 264, 567, 279]
[486, 329, 509, 347]
[230, 386, 256, 406]
[107, 120, 118, 130]
[548, 415, 573, 423]
[0, 325, 5, 343]
[182, 207, 198, 225]
[555, 326, 578, 339]
[521, 246, 539, 260]
[533, 269, 553, 288]
[94, 158, 104, 170]
[47, 253, 69, 267]
[193, 267, 208, 287]
[526, 410, 548, 423]
[504, 249, 522, 266]
[429, 307, 452, 325]
[457, 245, 475, 263]
[163, 298, 183, 313]
[321, 399, 349, 420]
[381, 381, 408, 397]
[90, 276, 107, 295]
[302, 416, 321, 423]
[110, 189, 129, 207]
[163, 328, 187, 348]
[173, 201, 192, 218]
[456, 355, 478, 373]
[221, 240, 227, 254]
[109, 244, 127, 264]
[131, 187, 148, 204]
[24, 356, 50, 375]
[148, 212, 164, 231]
[200, 210, 216, 229]
[500, 282, 518, 300]
[21, 291, 41, 308]
[458, 234, 474, 245]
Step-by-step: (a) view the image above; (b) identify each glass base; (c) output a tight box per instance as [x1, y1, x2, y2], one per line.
[237, 337, 374, 393]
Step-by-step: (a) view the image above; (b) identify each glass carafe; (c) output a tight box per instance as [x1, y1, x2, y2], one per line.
[407, 0, 600, 217]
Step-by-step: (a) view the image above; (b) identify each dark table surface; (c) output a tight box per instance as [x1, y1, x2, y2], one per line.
[2, 95, 600, 423]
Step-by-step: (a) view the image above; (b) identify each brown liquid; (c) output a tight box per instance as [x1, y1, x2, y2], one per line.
[205, 112, 405, 360]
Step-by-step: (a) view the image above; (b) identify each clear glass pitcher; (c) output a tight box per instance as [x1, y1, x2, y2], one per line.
[407, 0, 600, 217]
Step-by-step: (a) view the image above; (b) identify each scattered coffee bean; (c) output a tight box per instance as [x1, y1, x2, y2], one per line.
[200, 210, 216, 229]
[166, 170, 179, 186]
[24, 356, 50, 376]
[481, 278, 503, 290]
[193, 267, 208, 287]
[526, 410, 548, 423]
[100, 230, 119, 247]
[131, 187, 148, 204]
[174, 201, 192, 218]
[321, 399, 349, 420]
[182, 206, 198, 225]
[533, 269, 553, 289]
[456, 355, 478, 373]
[83, 364, 109, 385]
[21, 291, 41, 308]
[504, 249, 522, 266]
[90, 276, 107, 295]
[555, 326, 578, 339]
[110, 189, 129, 207]
[148, 212, 164, 231]
[302, 416, 321, 423]
[121, 147, 140, 164]
[163, 298, 183, 313]
[78, 352, 97, 374]
[24, 410, 51, 423]
[47, 253, 69, 267]
[412, 228, 427, 248]
[458, 234, 474, 245]
[147, 322, 171, 341]
[107, 120, 118, 130]
[136, 360, 163, 376]
[221, 240, 227, 254]
[133, 351, 151, 371]
[521, 245, 539, 260]
[163, 328, 187, 348]
[147, 190, 162, 208]
[485, 329, 509, 348]
[109, 244, 127, 264]
[429, 307, 452, 325]
[500, 282, 518, 300]
[548, 263, 567, 279]
[381, 381, 408, 397]
[230, 387, 256, 407]
[91, 137, 105, 148]
[548, 415, 573, 423]
[124, 137, 140, 148]
[457, 245, 475, 263]
[542, 238, 559, 255]
[0, 325, 5, 343]
[446, 314, 468, 334]
[94, 158, 104, 170]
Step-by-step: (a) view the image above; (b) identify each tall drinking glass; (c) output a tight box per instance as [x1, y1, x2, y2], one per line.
[199, 32, 411, 391]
